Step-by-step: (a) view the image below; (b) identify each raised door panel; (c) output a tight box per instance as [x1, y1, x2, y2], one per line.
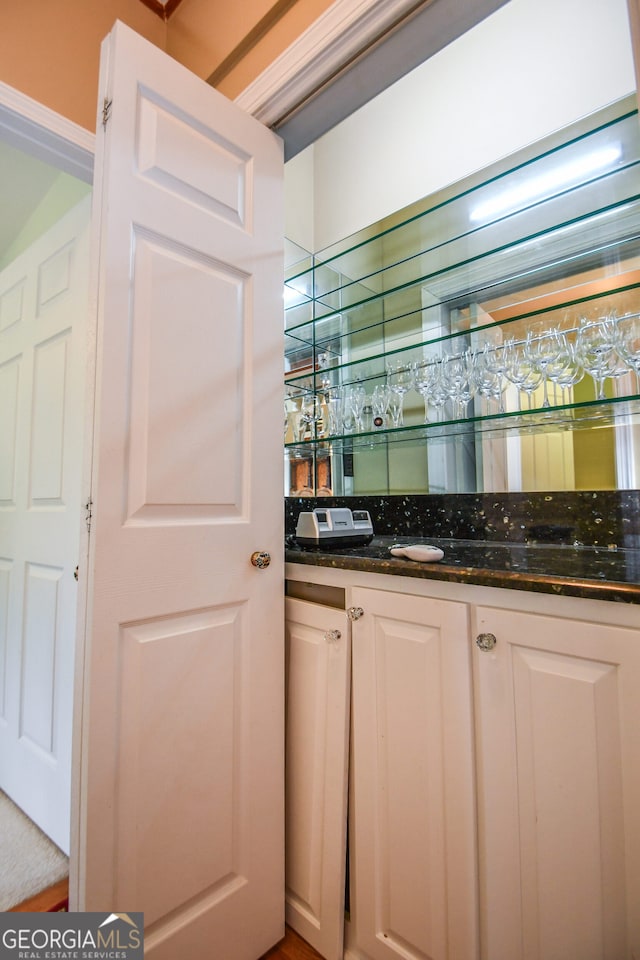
[473, 606, 640, 960]
[285, 597, 351, 960]
[77, 22, 284, 960]
[0, 355, 20, 504]
[348, 587, 478, 960]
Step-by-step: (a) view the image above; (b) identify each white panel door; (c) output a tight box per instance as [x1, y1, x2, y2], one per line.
[0, 195, 91, 853]
[285, 597, 351, 960]
[348, 587, 478, 960]
[74, 22, 284, 960]
[473, 606, 640, 960]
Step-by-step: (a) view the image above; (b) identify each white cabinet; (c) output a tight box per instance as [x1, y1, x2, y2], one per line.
[284, 565, 640, 960]
[285, 595, 351, 960]
[347, 587, 478, 960]
[472, 604, 640, 960]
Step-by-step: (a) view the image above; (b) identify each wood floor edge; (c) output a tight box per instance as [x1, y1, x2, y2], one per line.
[10, 877, 69, 912]
[259, 925, 324, 960]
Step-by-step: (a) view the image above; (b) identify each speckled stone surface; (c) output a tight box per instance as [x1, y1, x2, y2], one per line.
[285, 491, 640, 604]
[286, 491, 640, 547]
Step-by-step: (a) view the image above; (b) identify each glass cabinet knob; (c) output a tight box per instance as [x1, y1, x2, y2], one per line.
[476, 632, 497, 651]
[347, 606, 364, 621]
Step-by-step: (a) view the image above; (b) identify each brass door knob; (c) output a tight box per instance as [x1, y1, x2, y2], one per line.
[250, 551, 271, 569]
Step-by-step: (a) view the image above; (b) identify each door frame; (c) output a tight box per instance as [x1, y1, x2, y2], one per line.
[0, 82, 94, 180]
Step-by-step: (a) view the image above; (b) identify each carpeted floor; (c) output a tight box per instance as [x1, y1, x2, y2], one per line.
[0, 790, 69, 910]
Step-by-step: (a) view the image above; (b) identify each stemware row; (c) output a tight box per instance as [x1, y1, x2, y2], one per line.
[284, 310, 640, 439]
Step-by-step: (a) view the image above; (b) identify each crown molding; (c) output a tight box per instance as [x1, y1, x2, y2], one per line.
[234, 0, 427, 126]
[0, 80, 95, 179]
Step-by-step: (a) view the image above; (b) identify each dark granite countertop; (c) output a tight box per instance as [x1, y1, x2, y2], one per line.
[285, 535, 640, 605]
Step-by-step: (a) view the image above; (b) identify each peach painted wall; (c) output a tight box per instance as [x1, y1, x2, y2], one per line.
[167, 0, 336, 98]
[0, 0, 335, 132]
[0, 0, 166, 131]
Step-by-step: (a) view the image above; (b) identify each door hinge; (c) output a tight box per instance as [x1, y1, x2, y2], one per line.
[85, 498, 93, 534]
[102, 97, 113, 129]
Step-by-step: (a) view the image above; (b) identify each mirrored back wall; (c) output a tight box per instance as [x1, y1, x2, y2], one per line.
[284, 96, 640, 496]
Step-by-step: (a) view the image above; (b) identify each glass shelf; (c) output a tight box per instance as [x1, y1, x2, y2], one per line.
[285, 395, 640, 451]
[284, 97, 640, 497]
[285, 105, 640, 308]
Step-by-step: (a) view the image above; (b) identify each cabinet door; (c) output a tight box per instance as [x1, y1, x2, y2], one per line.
[285, 597, 351, 960]
[348, 587, 478, 960]
[473, 606, 640, 960]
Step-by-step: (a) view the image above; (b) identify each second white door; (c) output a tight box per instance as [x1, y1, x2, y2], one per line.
[0, 194, 91, 853]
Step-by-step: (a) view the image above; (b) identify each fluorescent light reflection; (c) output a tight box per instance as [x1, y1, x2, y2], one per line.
[469, 145, 622, 223]
[284, 282, 311, 307]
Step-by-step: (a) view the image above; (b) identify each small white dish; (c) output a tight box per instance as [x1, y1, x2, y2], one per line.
[389, 544, 444, 562]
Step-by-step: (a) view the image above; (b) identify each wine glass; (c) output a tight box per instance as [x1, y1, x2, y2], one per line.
[325, 386, 344, 436]
[442, 351, 474, 419]
[386, 360, 414, 426]
[300, 393, 321, 439]
[483, 339, 510, 412]
[387, 389, 404, 428]
[546, 331, 584, 404]
[615, 312, 640, 387]
[289, 404, 307, 442]
[426, 358, 449, 421]
[504, 342, 543, 409]
[575, 315, 625, 400]
[524, 322, 562, 408]
[519, 364, 544, 409]
[414, 358, 446, 422]
[471, 346, 505, 414]
[371, 383, 391, 428]
[344, 384, 367, 432]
